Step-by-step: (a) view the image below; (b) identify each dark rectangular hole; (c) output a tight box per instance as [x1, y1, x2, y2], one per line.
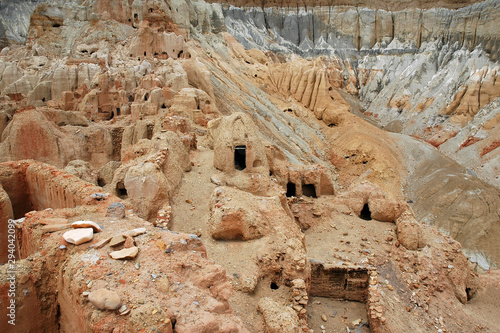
[302, 184, 317, 198]
[234, 145, 246, 171]
[286, 182, 296, 197]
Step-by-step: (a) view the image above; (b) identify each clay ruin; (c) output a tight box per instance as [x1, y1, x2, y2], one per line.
[0, 0, 499, 332]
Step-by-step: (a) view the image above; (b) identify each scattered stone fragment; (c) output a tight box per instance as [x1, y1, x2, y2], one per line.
[106, 202, 126, 218]
[88, 289, 121, 310]
[72, 220, 102, 232]
[123, 227, 147, 237]
[110, 246, 139, 259]
[93, 237, 111, 249]
[118, 304, 128, 313]
[123, 235, 136, 248]
[120, 308, 131, 316]
[110, 234, 126, 247]
[210, 176, 221, 185]
[63, 228, 94, 245]
[387, 285, 394, 291]
[352, 318, 361, 326]
[90, 193, 109, 200]
[321, 314, 328, 322]
[42, 224, 72, 234]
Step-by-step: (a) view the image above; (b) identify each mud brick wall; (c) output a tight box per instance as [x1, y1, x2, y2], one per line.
[310, 261, 369, 302]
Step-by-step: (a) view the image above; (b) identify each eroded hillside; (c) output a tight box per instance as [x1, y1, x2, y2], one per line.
[0, 0, 499, 332]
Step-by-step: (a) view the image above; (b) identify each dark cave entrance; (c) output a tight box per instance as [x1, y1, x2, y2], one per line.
[270, 282, 279, 290]
[116, 182, 128, 198]
[302, 184, 317, 198]
[360, 203, 372, 221]
[286, 182, 296, 197]
[234, 145, 246, 171]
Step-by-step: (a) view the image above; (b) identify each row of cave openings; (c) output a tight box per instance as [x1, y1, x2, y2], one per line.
[233, 145, 320, 199]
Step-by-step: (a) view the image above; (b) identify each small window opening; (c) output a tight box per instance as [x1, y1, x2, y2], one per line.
[144, 51, 147, 56]
[234, 145, 246, 171]
[97, 178, 106, 187]
[144, 92, 149, 101]
[161, 103, 166, 109]
[360, 203, 372, 221]
[286, 182, 296, 197]
[41, 97, 46, 102]
[177, 50, 183, 58]
[302, 184, 317, 198]
[270, 282, 279, 290]
[134, 13, 138, 19]
[52, 23, 61, 28]
[116, 108, 121, 116]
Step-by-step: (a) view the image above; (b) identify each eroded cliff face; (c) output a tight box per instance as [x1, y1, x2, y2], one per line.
[217, 0, 499, 59]
[0, 0, 499, 332]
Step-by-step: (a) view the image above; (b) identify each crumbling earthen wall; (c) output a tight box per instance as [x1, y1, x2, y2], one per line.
[310, 261, 369, 302]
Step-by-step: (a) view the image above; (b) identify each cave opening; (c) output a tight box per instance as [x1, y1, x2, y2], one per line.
[116, 182, 128, 198]
[286, 182, 296, 197]
[302, 184, 317, 198]
[466, 287, 473, 301]
[97, 178, 106, 187]
[360, 203, 372, 221]
[270, 282, 279, 290]
[234, 145, 246, 171]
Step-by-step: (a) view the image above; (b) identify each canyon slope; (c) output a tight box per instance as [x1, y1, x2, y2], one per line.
[0, 0, 499, 332]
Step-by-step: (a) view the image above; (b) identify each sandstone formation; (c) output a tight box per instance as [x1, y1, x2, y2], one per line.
[0, 0, 499, 332]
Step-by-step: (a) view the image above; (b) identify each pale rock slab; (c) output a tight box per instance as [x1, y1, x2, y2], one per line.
[109, 246, 139, 260]
[72, 220, 102, 233]
[63, 228, 94, 245]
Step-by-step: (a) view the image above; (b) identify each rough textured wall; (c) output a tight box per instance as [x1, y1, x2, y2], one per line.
[208, 0, 483, 10]
[216, 0, 500, 60]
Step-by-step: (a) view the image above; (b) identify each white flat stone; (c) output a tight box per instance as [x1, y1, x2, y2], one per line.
[109, 246, 139, 259]
[72, 220, 102, 233]
[63, 228, 94, 245]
